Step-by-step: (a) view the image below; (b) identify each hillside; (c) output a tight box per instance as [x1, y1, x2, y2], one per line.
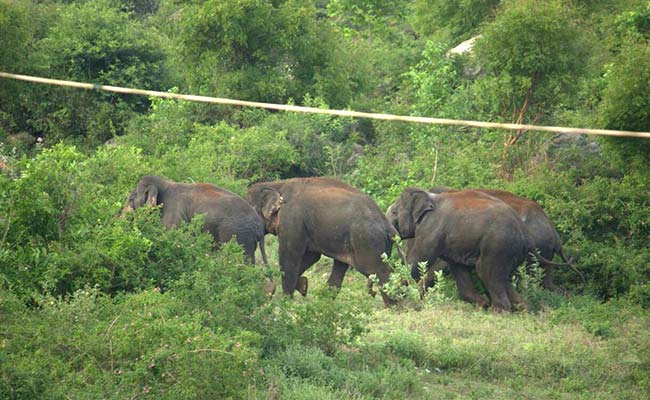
[1, 0, 649, 398]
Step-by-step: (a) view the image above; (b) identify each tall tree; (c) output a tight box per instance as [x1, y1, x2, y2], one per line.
[26, 0, 169, 147]
[176, 0, 360, 108]
[471, 0, 587, 173]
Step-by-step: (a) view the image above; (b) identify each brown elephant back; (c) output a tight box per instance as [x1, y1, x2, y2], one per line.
[436, 189, 512, 212]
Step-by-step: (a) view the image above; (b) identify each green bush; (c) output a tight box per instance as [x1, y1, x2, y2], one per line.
[253, 287, 371, 356]
[628, 283, 650, 309]
[170, 240, 270, 336]
[24, 0, 170, 147]
[0, 287, 260, 400]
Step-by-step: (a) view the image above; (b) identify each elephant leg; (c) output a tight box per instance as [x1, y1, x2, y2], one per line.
[327, 260, 350, 289]
[361, 256, 396, 307]
[475, 258, 512, 312]
[448, 263, 489, 308]
[278, 243, 306, 296]
[243, 243, 256, 265]
[366, 278, 377, 297]
[506, 284, 526, 311]
[295, 252, 321, 296]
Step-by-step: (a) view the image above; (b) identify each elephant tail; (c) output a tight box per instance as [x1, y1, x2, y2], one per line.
[535, 248, 586, 289]
[536, 252, 571, 267]
[558, 246, 585, 289]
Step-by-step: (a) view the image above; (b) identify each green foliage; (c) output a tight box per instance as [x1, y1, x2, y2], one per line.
[614, 2, 650, 41]
[255, 97, 361, 177]
[24, 0, 169, 147]
[208, 124, 298, 182]
[598, 41, 650, 164]
[411, 0, 500, 42]
[513, 263, 565, 313]
[381, 330, 431, 367]
[254, 287, 371, 356]
[472, 0, 588, 125]
[170, 240, 270, 336]
[349, 125, 502, 208]
[177, 0, 359, 107]
[121, 96, 198, 158]
[1, 1, 650, 397]
[551, 295, 644, 338]
[0, 287, 260, 399]
[423, 269, 458, 306]
[264, 342, 425, 399]
[628, 283, 650, 309]
[10, 143, 87, 243]
[0, 0, 38, 136]
[373, 250, 421, 303]
[403, 41, 462, 118]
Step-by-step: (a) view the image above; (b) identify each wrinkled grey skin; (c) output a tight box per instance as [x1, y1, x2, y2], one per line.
[387, 187, 528, 312]
[429, 187, 572, 292]
[247, 177, 398, 306]
[122, 176, 267, 265]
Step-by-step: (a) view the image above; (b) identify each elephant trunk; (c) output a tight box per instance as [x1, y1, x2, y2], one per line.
[394, 239, 407, 267]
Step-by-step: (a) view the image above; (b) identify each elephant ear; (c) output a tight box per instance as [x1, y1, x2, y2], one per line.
[411, 190, 434, 224]
[259, 187, 284, 234]
[397, 188, 433, 238]
[258, 188, 281, 219]
[145, 184, 159, 207]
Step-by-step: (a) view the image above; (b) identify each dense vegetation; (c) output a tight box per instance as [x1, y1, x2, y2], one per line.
[1, 0, 649, 398]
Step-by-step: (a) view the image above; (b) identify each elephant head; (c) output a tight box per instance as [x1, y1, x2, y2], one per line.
[121, 176, 167, 216]
[247, 186, 284, 235]
[133, 176, 161, 208]
[388, 187, 435, 239]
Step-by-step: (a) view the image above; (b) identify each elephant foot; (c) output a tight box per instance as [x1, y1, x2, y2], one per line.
[296, 276, 308, 297]
[366, 279, 377, 297]
[458, 292, 489, 309]
[380, 291, 398, 307]
[468, 296, 489, 310]
[489, 300, 513, 313]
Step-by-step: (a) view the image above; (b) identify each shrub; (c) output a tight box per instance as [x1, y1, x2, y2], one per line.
[423, 269, 458, 306]
[513, 263, 566, 313]
[0, 287, 260, 399]
[253, 287, 371, 356]
[23, 0, 169, 147]
[628, 283, 650, 309]
[170, 240, 270, 336]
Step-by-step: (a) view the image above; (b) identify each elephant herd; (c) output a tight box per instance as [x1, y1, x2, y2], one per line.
[123, 175, 573, 312]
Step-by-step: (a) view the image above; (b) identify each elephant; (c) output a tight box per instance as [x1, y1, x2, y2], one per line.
[428, 187, 573, 292]
[246, 177, 399, 306]
[122, 175, 267, 265]
[387, 187, 529, 312]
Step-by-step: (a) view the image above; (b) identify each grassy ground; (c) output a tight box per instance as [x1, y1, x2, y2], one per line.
[262, 241, 650, 399]
[2, 236, 648, 399]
